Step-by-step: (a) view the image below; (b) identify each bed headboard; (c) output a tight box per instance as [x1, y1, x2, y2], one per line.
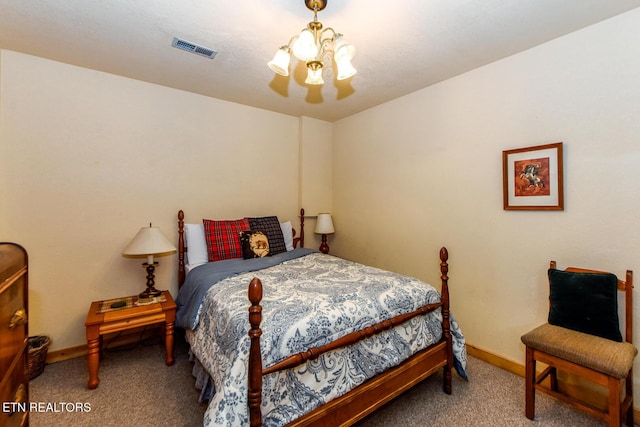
[177, 208, 305, 289]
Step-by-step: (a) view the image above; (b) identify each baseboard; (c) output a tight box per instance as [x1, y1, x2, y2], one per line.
[46, 344, 87, 364]
[466, 344, 524, 377]
[466, 343, 639, 425]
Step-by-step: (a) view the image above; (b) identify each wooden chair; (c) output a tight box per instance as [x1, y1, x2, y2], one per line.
[521, 262, 636, 426]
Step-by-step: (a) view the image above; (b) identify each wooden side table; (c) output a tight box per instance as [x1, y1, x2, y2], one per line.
[84, 290, 176, 389]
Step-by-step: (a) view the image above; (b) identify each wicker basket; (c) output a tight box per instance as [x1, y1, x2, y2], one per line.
[28, 335, 51, 380]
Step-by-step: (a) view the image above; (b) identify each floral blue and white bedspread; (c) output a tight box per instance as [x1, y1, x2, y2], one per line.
[183, 251, 467, 427]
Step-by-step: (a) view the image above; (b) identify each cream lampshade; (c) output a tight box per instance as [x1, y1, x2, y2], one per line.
[314, 213, 335, 254]
[122, 224, 176, 298]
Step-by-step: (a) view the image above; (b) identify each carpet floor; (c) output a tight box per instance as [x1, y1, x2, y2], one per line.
[29, 336, 608, 426]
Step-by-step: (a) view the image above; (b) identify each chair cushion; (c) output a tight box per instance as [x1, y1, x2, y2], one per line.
[548, 268, 622, 342]
[521, 323, 637, 379]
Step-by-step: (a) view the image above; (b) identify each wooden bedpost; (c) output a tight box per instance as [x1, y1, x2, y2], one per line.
[439, 247, 453, 394]
[293, 208, 305, 249]
[178, 210, 185, 289]
[248, 277, 264, 427]
[299, 208, 305, 248]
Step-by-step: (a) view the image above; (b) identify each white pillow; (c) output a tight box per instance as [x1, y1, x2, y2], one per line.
[185, 223, 208, 268]
[280, 221, 294, 251]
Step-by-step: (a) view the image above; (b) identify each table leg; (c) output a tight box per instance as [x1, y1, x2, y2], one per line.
[86, 332, 100, 389]
[165, 320, 175, 366]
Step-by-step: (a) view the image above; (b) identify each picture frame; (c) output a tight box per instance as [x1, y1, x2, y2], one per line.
[502, 142, 564, 210]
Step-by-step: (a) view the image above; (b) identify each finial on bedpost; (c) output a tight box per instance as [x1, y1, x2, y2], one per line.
[178, 210, 185, 289]
[248, 277, 264, 427]
[439, 247, 452, 394]
[439, 247, 449, 304]
[439, 247, 449, 298]
[439, 246, 448, 266]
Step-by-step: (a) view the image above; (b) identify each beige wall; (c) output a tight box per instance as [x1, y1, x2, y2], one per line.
[333, 8, 640, 390]
[0, 50, 330, 351]
[299, 116, 333, 251]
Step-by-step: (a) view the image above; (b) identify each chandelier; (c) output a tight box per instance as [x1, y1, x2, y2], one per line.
[268, 0, 356, 85]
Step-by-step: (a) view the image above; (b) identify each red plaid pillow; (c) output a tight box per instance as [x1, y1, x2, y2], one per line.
[203, 218, 249, 262]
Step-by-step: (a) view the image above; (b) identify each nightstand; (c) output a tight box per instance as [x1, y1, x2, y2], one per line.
[84, 290, 176, 389]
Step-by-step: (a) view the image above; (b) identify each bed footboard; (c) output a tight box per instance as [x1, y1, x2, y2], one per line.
[248, 247, 453, 426]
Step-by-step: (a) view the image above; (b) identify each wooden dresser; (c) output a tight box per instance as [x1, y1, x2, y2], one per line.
[0, 243, 29, 427]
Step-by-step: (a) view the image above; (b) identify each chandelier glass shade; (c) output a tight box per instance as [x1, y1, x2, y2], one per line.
[268, 0, 356, 85]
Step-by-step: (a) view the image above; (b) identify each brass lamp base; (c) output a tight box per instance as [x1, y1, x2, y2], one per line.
[139, 261, 162, 299]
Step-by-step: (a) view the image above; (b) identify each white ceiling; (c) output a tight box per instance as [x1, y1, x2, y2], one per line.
[1, 1, 638, 122]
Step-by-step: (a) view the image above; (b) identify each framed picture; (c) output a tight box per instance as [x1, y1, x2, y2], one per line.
[502, 142, 564, 210]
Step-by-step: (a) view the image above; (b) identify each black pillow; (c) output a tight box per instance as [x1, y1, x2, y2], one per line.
[239, 231, 271, 259]
[247, 216, 287, 255]
[548, 268, 622, 342]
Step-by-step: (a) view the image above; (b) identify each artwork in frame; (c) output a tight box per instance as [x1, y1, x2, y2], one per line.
[502, 142, 564, 210]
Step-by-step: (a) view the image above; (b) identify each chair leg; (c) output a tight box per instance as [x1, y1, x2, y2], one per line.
[625, 373, 633, 427]
[549, 367, 558, 391]
[608, 377, 620, 427]
[525, 346, 536, 420]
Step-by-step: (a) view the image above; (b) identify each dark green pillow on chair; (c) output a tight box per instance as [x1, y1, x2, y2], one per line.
[548, 268, 622, 342]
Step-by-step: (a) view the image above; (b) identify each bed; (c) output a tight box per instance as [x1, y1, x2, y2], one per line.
[175, 209, 467, 426]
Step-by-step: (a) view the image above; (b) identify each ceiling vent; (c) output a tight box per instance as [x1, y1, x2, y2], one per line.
[171, 37, 217, 59]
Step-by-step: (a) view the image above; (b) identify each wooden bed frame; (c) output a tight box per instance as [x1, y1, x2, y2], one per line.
[177, 209, 454, 427]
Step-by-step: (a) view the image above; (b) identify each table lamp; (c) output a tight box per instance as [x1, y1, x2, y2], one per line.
[314, 213, 335, 254]
[122, 224, 176, 298]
